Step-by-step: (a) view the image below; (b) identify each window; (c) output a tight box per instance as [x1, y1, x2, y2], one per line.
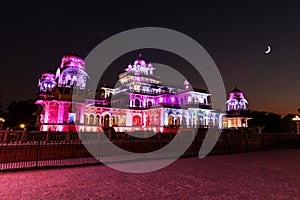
[135, 99, 140, 107]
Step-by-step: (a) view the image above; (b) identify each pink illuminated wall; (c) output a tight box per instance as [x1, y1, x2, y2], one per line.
[36, 52, 225, 132]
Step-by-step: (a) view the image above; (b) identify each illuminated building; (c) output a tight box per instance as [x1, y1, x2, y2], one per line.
[223, 87, 251, 128]
[36, 50, 225, 132]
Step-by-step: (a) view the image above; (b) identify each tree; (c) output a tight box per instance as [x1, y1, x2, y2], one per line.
[281, 114, 296, 133]
[248, 111, 267, 133]
[5, 99, 38, 130]
[248, 110, 281, 133]
[264, 112, 281, 133]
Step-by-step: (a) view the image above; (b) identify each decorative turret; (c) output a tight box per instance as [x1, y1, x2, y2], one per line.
[37, 71, 57, 97]
[55, 49, 89, 90]
[223, 86, 250, 128]
[125, 54, 156, 76]
[226, 86, 248, 111]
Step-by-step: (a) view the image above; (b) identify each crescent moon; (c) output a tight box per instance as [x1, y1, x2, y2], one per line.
[265, 45, 271, 54]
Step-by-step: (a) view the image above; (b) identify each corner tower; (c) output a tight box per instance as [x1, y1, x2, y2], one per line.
[56, 49, 89, 90]
[223, 86, 251, 128]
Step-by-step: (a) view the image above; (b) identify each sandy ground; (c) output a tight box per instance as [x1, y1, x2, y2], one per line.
[0, 149, 300, 199]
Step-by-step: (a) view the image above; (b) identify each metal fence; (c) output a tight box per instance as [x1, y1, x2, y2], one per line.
[0, 130, 299, 171]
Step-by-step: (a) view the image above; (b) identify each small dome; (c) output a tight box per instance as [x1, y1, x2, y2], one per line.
[133, 54, 149, 66]
[60, 49, 86, 70]
[41, 71, 55, 81]
[134, 59, 146, 66]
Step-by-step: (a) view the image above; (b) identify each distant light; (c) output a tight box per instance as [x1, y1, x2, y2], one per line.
[20, 124, 26, 129]
[292, 115, 300, 121]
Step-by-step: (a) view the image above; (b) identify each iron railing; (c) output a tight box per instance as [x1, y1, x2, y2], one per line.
[0, 130, 299, 171]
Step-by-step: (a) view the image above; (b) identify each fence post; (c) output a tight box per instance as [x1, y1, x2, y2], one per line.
[3, 127, 9, 143]
[35, 135, 41, 168]
[21, 128, 27, 143]
[45, 130, 50, 143]
[66, 130, 71, 143]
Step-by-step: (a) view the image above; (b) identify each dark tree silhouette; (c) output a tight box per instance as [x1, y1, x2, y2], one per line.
[5, 99, 38, 130]
[248, 110, 281, 133]
[281, 114, 297, 133]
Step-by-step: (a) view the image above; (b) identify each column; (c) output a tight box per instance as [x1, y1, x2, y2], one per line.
[44, 103, 49, 123]
[80, 104, 85, 124]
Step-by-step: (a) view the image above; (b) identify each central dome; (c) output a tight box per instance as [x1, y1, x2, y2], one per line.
[134, 59, 146, 66]
[133, 54, 149, 66]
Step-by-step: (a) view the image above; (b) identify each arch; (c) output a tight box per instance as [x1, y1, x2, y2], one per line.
[102, 114, 110, 128]
[175, 116, 180, 127]
[239, 99, 248, 110]
[181, 115, 186, 126]
[146, 115, 150, 126]
[121, 116, 126, 126]
[134, 98, 140, 107]
[68, 114, 75, 123]
[96, 115, 100, 124]
[84, 114, 89, 124]
[168, 115, 174, 126]
[89, 114, 94, 124]
[133, 115, 141, 126]
[147, 101, 152, 108]
[65, 74, 71, 85]
[111, 116, 116, 126]
[197, 113, 204, 125]
[214, 118, 219, 126]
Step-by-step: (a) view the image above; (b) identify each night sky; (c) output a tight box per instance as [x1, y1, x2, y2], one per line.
[0, 1, 299, 116]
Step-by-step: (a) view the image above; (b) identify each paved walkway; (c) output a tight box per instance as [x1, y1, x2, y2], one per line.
[0, 149, 300, 199]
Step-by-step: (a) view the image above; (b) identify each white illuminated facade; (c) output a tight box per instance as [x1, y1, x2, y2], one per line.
[35, 50, 228, 132]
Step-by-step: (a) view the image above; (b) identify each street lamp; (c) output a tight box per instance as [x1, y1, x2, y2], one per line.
[0, 117, 5, 130]
[20, 124, 26, 129]
[292, 115, 300, 134]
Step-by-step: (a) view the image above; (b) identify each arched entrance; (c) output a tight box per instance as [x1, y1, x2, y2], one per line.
[134, 99, 140, 107]
[102, 114, 110, 128]
[168, 115, 174, 126]
[198, 113, 204, 126]
[147, 101, 152, 108]
[96, 115, 100, 124]
[132, 115, 141, 126]
[175, 116, 180, 127]
[84, 114, 89, 124]
[111, 116, 116, 126]
[89, 114, 94, 125]
[182, 115, 186, 126]
[146, 116, 150, 126]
